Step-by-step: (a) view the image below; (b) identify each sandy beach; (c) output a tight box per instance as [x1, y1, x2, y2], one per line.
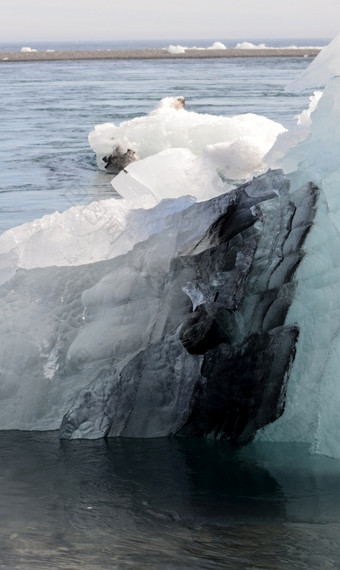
[0, 47, 321, 62]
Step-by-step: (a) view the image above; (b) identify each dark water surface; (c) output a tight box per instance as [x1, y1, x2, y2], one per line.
[0, 432, 339, 569]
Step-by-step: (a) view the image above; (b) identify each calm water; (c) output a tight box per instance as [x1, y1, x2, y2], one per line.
[0, 433, 340, 569]
[2, 44, 340, 569]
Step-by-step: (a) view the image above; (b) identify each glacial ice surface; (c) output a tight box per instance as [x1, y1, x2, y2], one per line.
[61, 170, 311, 441]
[0, 189, 243, 430]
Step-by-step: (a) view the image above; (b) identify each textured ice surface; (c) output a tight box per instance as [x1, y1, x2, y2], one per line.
[0, 195, 204, 275]
[61, 331, 204, 439]
[60, 170, 315, 441]
[0, 169, 310, 437]
[0, 189, 240, 430]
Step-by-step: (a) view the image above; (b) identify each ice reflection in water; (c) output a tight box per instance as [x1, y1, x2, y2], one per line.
[0, 433, 339, 568]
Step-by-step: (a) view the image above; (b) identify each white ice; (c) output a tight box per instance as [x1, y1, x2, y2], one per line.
[167, 45, 186, 54]
[235, 42, 266, 49]
[112, 148, 224, 206]
[234, 42, 323, 50]
[165, 42, 226, 53]
[0, 192, 200, 277]
[207, 42, 226, 50]
[20, 47, 37, 52]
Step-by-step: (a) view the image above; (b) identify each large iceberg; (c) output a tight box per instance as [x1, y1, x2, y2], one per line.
[2, 36, 340, 458]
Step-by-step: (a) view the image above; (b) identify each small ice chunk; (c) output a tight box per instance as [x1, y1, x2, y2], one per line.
[235, 42, 266, 49]
[207, 42, 227, 50]
[167, 44, 186, 54]
[20, 46, 37, 52]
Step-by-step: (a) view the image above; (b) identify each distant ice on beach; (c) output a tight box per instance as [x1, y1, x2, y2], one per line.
[165, 39, 324, 55]
[166, 41, 227, 53]
[0, 37, 328, 53]
[207, 41, 227, 50]
[235, 42, 266, 49]
[235, 41, 324, 50]
[20, 46, 37, 53]
[167, 44, 186, 54]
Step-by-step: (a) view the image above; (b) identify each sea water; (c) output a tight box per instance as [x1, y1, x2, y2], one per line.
[1, 41, 340, 568]
[1, 433, 340, 569]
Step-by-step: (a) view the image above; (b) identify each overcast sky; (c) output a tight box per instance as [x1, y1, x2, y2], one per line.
[1, 0, 339, 42]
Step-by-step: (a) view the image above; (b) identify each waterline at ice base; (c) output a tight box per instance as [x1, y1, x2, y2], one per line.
[1, 35, 340, 459]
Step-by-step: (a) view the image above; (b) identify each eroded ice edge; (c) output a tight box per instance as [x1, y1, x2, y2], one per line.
[1, 34, 340, 458]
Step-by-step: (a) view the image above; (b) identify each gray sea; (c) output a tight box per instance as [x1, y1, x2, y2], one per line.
[1, 40, 340, 569]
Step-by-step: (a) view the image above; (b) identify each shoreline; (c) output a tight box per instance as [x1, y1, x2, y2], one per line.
[0, 47, 321, 62]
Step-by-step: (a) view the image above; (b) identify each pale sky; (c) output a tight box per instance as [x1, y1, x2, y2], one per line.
[1, 0, 339, 42]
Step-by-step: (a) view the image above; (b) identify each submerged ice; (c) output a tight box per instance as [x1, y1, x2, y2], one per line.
[2, 37, 340, 458]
